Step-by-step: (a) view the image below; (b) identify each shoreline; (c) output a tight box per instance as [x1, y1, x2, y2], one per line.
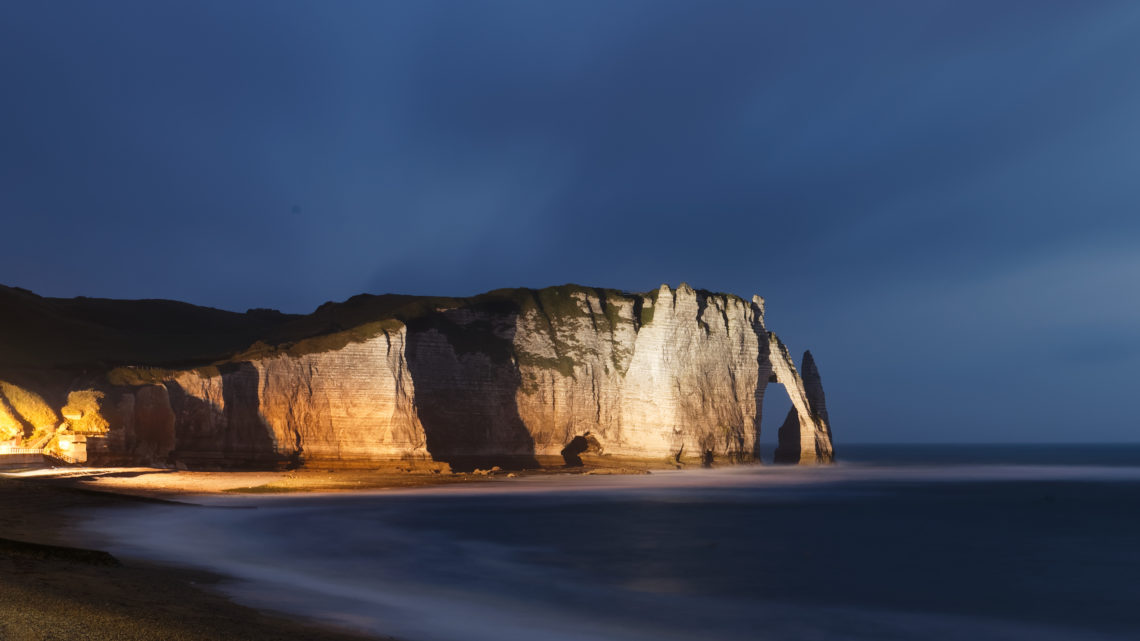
[6, 453, 1138, 640]
[0, 472, 392, 641]
[0, 460, 664, 641]
[4, 454, 668, 499]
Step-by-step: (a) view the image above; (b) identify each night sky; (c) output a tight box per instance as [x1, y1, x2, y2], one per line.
[3, 2, 1138, 444]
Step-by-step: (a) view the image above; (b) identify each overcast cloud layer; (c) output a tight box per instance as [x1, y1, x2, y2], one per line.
[3, 1, 1139, 443]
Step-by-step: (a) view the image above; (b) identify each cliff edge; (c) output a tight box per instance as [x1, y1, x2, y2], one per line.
[0, 283, 834, 468]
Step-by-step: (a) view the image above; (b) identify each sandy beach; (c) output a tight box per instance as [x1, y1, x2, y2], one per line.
[0, 465, 512, 641]
[0, 471, 398, 641]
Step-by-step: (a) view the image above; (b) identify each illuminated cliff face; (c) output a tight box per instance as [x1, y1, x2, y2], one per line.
[0, 284, 834, 467]
[98, 284, 831, 467]
[0, 381, 58, 443]
[0, 382, 110, 463]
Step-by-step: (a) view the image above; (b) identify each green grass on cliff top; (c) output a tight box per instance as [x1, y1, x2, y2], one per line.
[0, 283, 751, 375]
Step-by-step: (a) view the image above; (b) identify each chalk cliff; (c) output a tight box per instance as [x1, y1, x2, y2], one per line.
[0, 283, 834, 467]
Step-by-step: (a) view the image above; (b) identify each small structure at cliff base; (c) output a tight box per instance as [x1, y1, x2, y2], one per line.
[0, 282, 834, 468]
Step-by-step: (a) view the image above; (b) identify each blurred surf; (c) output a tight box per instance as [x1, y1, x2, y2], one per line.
[81, 445, 1140, 640]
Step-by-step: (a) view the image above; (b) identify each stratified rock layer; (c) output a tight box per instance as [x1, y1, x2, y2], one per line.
[141, 330, 428, 465]
[1, 284, 835, 467]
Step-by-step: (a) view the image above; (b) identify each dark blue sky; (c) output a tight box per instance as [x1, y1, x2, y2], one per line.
[3, 1, 1139, 443]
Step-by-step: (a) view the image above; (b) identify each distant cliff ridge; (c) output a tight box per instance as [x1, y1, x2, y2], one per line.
[0, 283, 833, 468]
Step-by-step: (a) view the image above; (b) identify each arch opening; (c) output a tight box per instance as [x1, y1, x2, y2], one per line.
[759, 382, 792, 464]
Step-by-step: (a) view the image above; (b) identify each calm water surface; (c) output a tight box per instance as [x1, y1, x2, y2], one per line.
[82, 445, 1140, 640]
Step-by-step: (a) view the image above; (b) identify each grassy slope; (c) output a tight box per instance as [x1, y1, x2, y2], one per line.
[0, 285, 297, 369]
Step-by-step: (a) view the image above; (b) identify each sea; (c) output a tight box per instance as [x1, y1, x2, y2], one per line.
[79, 445, 1140, 641]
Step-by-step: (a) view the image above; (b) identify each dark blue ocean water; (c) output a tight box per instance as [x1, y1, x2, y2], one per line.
[84, 445, 1140, 640]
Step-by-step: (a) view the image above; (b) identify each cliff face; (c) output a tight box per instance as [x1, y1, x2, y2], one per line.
[106, 332, 427, 465]
[397, 283, 771, 464]
[514, 284, 768, 461]
[0, 283, 834, 467]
